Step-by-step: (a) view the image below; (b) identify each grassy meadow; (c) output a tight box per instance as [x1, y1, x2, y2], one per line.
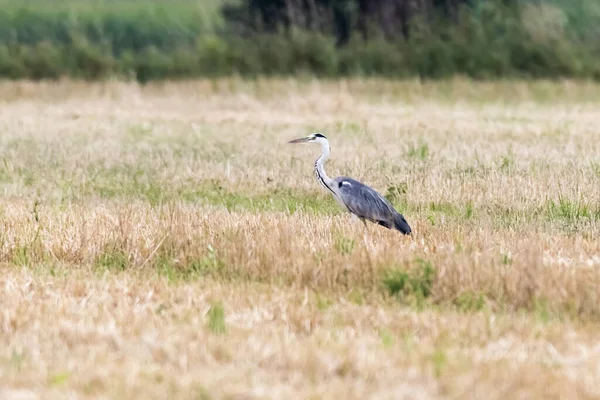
[1, 78, 600, 398]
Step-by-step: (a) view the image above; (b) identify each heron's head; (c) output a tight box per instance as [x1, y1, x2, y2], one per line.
[288, 133, 328, 145]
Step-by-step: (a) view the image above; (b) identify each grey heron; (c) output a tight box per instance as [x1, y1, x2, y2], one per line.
[288, 133, 412, 236]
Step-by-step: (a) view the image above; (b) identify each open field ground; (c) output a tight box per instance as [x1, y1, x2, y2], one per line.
[1, 78, 600, 399]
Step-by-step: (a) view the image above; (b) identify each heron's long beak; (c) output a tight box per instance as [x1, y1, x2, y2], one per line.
[288, 136, 310, 144]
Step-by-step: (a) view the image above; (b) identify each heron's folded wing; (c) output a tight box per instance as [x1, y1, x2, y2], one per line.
[337, 178, 394, 223]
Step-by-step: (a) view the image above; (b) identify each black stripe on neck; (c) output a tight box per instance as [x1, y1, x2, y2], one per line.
[314, 160, 335, 196]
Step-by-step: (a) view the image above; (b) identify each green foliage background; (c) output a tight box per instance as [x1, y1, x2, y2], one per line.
[0, 0, 598, 81]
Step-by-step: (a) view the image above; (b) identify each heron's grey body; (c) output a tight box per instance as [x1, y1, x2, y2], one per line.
[290, 133, 411, 235]
[333, 176, 411, 234]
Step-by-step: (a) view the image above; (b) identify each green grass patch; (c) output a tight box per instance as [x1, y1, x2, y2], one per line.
[179, 183, 342, 214]
[94, 246, 130, 271]
[315, 293, 333, 310]
[382, 258, 435, 307]
[546, 196, 598, 221]
[153, 241, 260, 284]
[206, 301, 226, 335]
[405, 140, 430, 162]
[378, 328, 395, 349]
[429, 348, 447, 378]
[347, 288, 365, 305]
[334, 235, 356, 256]
[453, 291, 487, 313]
[48, 372, 70, 387]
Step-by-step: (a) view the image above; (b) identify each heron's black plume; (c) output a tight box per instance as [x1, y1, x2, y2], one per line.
[394, 213, 412, 235]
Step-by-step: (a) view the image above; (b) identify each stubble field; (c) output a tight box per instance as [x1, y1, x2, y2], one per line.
[1, 78, 600, 399]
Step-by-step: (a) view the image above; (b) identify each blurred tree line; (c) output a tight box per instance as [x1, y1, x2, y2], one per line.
[0, 0, 598, 82]
[223, 0, 482, 45]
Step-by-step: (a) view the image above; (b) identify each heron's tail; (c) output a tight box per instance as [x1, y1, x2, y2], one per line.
[393, 213, 412, 235]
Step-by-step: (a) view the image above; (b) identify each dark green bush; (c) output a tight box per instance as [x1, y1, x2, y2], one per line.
[0, 0, 598, 82]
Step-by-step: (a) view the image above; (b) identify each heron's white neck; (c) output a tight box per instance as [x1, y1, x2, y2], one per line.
[314, 138, 335, 193]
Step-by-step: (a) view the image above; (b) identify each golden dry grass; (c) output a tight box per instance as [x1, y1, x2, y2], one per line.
[1, 78, 600, 399]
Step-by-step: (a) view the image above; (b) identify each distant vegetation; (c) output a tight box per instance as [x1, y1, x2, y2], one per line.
[0, 0, 598, 81]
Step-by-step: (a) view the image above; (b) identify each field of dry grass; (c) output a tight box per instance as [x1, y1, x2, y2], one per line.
[1, 78, 600, 399]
